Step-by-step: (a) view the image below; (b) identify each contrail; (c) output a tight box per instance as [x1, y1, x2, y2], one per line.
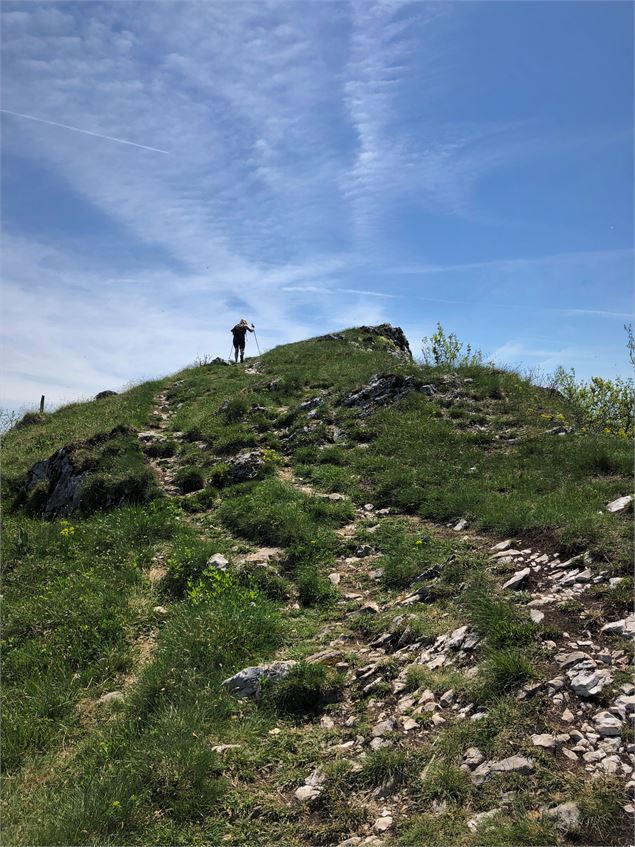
[0, 108, 170, 154]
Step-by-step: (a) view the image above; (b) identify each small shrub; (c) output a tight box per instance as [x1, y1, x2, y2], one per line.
[358, 748, 421, 788]
[297, 567, 336, 607]
[552, 366, 634, 435]
[208, 462, 230, 488]
[420, 762, 471, 803]
[144, 439, 176, 459]
[465, 589, 537, 648]
[267, 661, 341, 715]
[476, 648, 534, 700]
[221, 395, 250, 422]
[421, 323, 485, 368]
[578, 776, 626, 841]
[173, 466, 205, 494]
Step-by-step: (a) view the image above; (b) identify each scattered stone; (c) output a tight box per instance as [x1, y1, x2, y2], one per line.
[211, 743, 241, 754]
[97, 691, 124, 706]
[593, 711, 622, 737]
[568, 668, 613, 698]
[490, 539, 512, 552]
[490, 756, 534, 775]
[453, 518, 468, 532]
[561, 708, 575, 723]
[439, 689, 456, 707]
[295, 785, 321, 802]
[556, 651, 589, 668]
[358, 601, 380, 614]
[601, 615, 635, 636]
[532, 734, 556, 750]
[543, 801, 581, 833]
[373, 815, 393, 833]
[606, 495, 632, 513]
[530, 609, 545, 623]
[372, 719, 395, 737]
[328, 572, 341, 586]
[503, 568, 531, 590]
[206, 553, 229, 571]
[467, 809, 500, 832]
[227, 450, 265, 483]
[470, 762, 492, 785]
[320, 716, 335, 729]
[402, 718, 419, 731]
[222, 661, 296, 700]
[153, 605, 169, 615]
[463, 747, 485, 768]
[562, 748, 579, 761]
[342, 373, 434, 414]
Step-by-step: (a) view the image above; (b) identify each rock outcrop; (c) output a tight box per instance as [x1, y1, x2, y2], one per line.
[342, 374, 435, 414]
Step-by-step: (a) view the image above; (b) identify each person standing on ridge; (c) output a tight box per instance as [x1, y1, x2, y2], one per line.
[231, 318, 255, 363]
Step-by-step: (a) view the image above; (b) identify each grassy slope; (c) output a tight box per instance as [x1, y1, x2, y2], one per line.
[2, 328, 632, 846]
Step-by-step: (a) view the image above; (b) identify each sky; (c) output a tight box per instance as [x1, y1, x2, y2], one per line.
[1, 0, 633, 411]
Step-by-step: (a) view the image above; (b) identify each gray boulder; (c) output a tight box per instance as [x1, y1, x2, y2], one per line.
[227, 450, 265, 483]
[543, 802, 580, 834]
[95, 390, 118, 400]
[222, 660, 296, 700]
[568, 668, 613, 698]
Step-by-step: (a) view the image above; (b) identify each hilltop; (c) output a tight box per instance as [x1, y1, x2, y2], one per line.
[2, 324, 633, 846]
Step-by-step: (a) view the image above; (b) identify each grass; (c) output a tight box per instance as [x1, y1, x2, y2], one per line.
[3, 327, 633, 847]
[264, 661, 342, 716]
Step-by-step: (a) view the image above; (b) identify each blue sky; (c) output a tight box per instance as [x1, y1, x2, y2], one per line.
[1, 0, 633, 410]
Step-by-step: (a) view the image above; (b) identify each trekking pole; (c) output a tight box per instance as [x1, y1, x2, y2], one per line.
[253, 330, 262, 355]
[228, 344, 234, 363]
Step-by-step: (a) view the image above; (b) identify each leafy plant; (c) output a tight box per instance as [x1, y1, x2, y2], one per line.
[421, 323, 485, 368]
[552, 366, 634, 435]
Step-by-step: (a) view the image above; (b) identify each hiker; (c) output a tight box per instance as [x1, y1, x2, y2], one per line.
[231, 318, 255, 363]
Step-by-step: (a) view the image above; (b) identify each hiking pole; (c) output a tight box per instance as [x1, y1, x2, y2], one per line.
[253, 330, 262, 355]
[228, 343, 234, 363]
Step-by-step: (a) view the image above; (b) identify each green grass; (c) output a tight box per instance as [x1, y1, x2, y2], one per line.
[3, 327, 633, 847]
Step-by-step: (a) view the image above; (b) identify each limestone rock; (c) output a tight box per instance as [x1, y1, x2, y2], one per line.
[593, 711, 622, 737]
[467, 809, 500, 832]
[222, 660, 296, 700]
[543, 801, 581, 833]
[606, 495, 632, 513]
[568, 668, 612, 698]
[490, 756, 534, 775]
[531, 734, 556, 749]
[342, 373, 434, 414]
[227, 450, 265, 483]
[503, 568, 530, 590]
[97, 691, 124, 706]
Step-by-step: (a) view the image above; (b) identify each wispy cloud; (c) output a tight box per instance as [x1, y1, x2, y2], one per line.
[0, 108, 171, 154]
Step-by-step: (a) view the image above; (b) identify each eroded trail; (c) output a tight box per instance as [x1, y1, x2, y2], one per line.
[126, 376, 634, 844]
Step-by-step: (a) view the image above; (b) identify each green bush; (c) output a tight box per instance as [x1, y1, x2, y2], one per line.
[266, 661, 341, 715]
[420, 762, 471, 803]
[297, 566, 336, 607]
[173, 466, 205, 494]
[358, 748, 421, 788]
[553, 366, 634, 435]
[476, 648, 535, 700]
[221, 396, 250, 423]
[465, 588, 537, 648]
[421, 323, 485, 368]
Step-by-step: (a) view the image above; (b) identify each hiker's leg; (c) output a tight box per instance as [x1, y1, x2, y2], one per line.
[240, 344, 245, 363]
[233, 345, 239, 363]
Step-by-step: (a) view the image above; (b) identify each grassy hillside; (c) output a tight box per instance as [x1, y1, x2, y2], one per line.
[2, 326, 633, 846]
